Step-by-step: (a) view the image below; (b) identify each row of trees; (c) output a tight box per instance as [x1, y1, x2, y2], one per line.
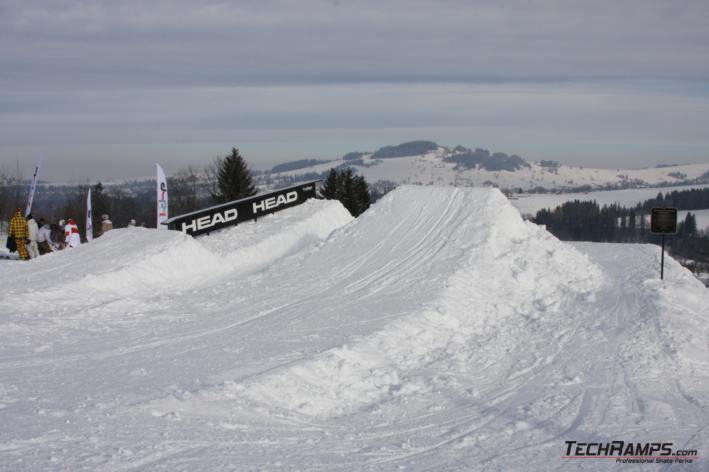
[1, 148, 373, 239]
[638, 188, 709, 211]
[534, 201, 702, 243]
[533, 188, 709, 265]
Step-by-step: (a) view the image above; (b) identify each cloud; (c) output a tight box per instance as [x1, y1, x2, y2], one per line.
[2, 0, 708, 90]
[0, 0, 708, 179]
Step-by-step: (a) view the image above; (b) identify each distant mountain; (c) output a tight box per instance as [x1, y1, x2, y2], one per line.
[356, 141, 531, 171]
[260, 141, 709, 193]
[371, 141, 439, 159]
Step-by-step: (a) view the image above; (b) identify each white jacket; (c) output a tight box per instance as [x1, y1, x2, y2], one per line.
[38, 224, 53, 244]
[27, 218, 39, 241]
[64, 222, 81, 248]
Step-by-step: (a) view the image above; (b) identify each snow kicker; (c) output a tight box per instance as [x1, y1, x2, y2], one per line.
[187, 186, 604, 418]
[0, 198, 352, 300]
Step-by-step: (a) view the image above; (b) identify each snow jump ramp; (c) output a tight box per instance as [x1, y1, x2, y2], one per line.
[0, 186, 707, 470]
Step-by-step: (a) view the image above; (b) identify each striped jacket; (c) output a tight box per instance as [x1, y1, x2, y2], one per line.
[8, 212, 28, 239]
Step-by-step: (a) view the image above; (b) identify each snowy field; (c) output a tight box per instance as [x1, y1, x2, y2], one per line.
[509, 184, 709, 218]
[1, 187, 708, 470]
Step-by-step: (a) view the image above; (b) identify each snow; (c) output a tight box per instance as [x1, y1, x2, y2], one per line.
[2, 199, 351, 297]
[200, 187, 601, 420]
[1, 187, 708, 470]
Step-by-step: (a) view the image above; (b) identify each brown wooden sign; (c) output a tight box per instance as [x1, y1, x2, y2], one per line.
[650, 207, 677, 234]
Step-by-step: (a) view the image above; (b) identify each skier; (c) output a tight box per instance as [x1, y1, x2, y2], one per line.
[98, 214, 113, 237]
[64, 218, 81, 248]
[8, 208, 29, 260]
[37, 218, 55, 254]
[26, 214, 40, 259]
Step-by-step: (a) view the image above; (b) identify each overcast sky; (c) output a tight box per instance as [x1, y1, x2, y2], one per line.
[1, 0, 708, 181]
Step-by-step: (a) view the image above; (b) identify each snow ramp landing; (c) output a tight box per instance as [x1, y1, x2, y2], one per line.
[175, 186, 603, 418]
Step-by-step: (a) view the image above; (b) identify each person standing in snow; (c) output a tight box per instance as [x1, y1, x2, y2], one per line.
[8, 208, 29, 260]
[98, 214, 113, 237]
[55, 220, 66, 250]
[26, 214, 40, 259]
[64, 218, 81, 248]
[37, 218, 54, 254]
[127, 219, 136, 227]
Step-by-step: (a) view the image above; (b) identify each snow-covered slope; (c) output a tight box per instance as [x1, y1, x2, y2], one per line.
[0, 199, 352, 300]
[268, 147, 709, 191]
[0, 187, 707, 471]
[183, 187, 601, 420]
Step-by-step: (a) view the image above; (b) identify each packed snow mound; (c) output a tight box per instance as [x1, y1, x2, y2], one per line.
[200, 198, 353, 275]
[0, 228, 223, 300]
[184, 186, 603, 417]
[0, 198, 352, 301]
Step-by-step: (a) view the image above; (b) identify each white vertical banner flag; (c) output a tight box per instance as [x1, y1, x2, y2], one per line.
[86, 187, 93, 242]
[25, 160, 41, 216]
[156, 163, 168, 229]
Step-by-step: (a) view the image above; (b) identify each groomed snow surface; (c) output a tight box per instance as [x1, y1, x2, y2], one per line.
[1, 187, 708, 471]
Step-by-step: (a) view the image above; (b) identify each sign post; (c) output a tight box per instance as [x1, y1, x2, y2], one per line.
[661, 234, 665, 280]
[156, 163, 169, 229]
[650, 207, 677, 280]
[86, 187, 93, 242]
[25, 160, 41, 217]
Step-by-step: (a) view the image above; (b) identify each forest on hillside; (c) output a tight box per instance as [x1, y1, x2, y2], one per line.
[533, 188, 709, 283]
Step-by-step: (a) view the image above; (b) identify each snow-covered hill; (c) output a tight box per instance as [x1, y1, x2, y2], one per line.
[0, 187, 707, 470]
[266, 145, 709, 192]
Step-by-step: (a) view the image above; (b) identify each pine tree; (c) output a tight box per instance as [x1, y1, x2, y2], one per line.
[683, 212, 698, 236]
[320, 168, 341, 200]
[353, 175, 371, 216]
[628, 209, 637, 241]
[210, 148, 256, 203]
[318, 167, 371, 217]
[340, 168, 356, 215]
